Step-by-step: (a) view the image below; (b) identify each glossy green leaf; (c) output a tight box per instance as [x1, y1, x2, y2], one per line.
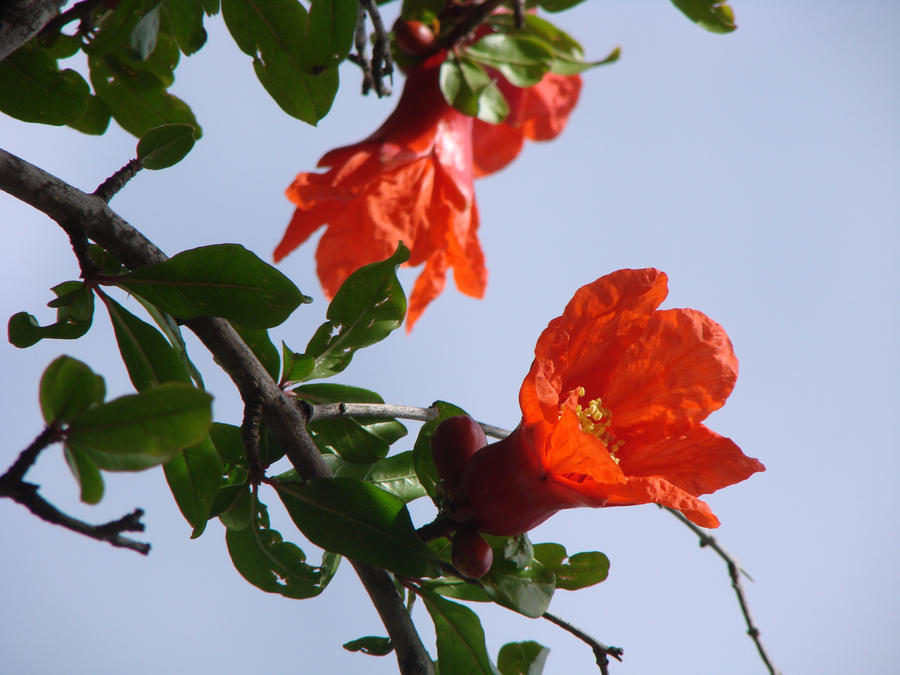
[294, 383, 406, 464]
[412, 400, 468, 499]
[209, 422, 285, 470]
[421, 589, 499, 675]
[216, 483, 252, 529]
[275, 477, 439, 578]
[537, 0, 587, 12]
[89, 54, 199, 138]
[133, 295, 205, 388]
[281, 342, 314, 383]
[9, 281, 95, 348]
[465, 34, 554, 87]
[64, 444, 105, 504]
[532, 543, 609, 590]
[226, 499, 340, 598]
[67, 95, 112, 135]
[39, 355, 106, 424]
[114, 244, 309, 328]
[331, 451, 427, 503]
[302, 244, 409, 380]
[439, 56, 509, 124]
[307, 0, 357, 64]
[670, 0, 736, 33]
[497, 641, 550, 675]
[137, 123, 197, 169]
[67, 383, 213, 470]
[233, 325, 280, 381]
[482, 557, 555, 618]
[130, 7, 160, 60]
[132, 30, 181, 87]
[103, 294, 191, 391]
[342, 636, 393, 656]
[0, 44, 89, 125]
[165, 0, 208, 54]
[85, 0, 145, 54]
[42, 32, 81, 59]
[222, 0, 338, 124]
[163, 436, 224, 537]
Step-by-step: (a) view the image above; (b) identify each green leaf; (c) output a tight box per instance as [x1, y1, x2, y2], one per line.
[137, 123, 197, 169]
[85, 0, 145, 55]
[281, 341, 314, 382]
[216, 483, 252, 529]
[294, 383, 407, 464]
[465, 34, 554, 87]
[163, 436, 224, 537]
[89, 53, 200, 138]
[532, 543, 609, 590]
[537, 0, 588, 12]
[302, 243, 409, 380]
[275, 477, 439, 578]
[226, 498, 340, 598]
[209, 422, 285, 469]
[165, 0, 208, 54]
[39, 355, 106, 424]
[420, 590, 499, 675]
[221, 0, 338, 124]
[103, 294, 191, 391]
[67, 383, 213, 471]
[8, 282, 95, 348]
[232, 325, 280, 381]
[114, 244, 309, 328]
[67, 95, 113, 135]
[482, 556, 555, 618]
[133, 295, 205, 388]
[497, 641, 550, 675]
[412, 400, 468, 499]
[439, 56, 509, 124]
[670, 0, 737, 33]
[130, 6, 160, 60]
[307, 0, 357, 64]
[343, 636, 393, 656]
[63, 444, 105, 504]
[330, 451, 427, 503]
[0, 44, 89, 125]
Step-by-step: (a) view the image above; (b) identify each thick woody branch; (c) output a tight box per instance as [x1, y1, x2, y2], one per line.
[0, 147, 434, 675]
[0, 0, 65, 61]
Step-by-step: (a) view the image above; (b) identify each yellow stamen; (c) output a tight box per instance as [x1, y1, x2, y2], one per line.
[562, 386, 624, 464]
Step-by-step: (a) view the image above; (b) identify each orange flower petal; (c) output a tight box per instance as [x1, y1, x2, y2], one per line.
[618, 425, 766, 496]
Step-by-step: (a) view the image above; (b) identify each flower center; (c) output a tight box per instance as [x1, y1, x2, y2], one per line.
[566, 386, 624, 464]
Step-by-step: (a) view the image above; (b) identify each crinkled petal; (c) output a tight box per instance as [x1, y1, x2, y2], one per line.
[520, 73, 582, 141]
[619, 424, 765, 496]
[406, 250, 449, 332]
[543, 407, 626, 486]
[598, 308, 738, 437]
[520, 268, 669, 423]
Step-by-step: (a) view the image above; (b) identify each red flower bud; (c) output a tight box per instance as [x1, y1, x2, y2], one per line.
[431, 415, 487, 493]
[393, 19, 437, 57]
[451, 527, 493, 579]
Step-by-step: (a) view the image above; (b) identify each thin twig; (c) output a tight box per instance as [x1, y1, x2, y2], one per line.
[0, 425, 60, 485]
[93, 158, 143, 203]
[543, 611, 623, 675]
[306, 401, 511, 440]
[352, 2, 375, 94]
[39, 0, 104, 37]
[359, 0, 392, 96]
[664, 507, 780, 675]
[435, 0, 506, 52]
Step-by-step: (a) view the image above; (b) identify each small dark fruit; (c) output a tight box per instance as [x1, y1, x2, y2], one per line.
[430, 415, 487, 493]
[451, 528, 493, 579]
[393, 19, 437, 57]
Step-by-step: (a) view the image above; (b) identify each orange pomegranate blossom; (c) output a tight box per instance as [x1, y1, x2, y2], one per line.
[449, 268, 765, 535]
[273, 56, 581, 330]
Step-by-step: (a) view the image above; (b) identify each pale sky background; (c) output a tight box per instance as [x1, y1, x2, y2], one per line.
[1, 1, 898, 674]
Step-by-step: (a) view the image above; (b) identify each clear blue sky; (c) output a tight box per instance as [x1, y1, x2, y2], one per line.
[1, 1, 898, 673]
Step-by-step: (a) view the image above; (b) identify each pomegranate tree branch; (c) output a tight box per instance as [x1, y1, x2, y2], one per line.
[0, 0, 65, 61]
[663, 506, 780, 675]
[305, 401, 511, 440]
[0, 147, 434, 675]
[542, 611, 623, 675]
